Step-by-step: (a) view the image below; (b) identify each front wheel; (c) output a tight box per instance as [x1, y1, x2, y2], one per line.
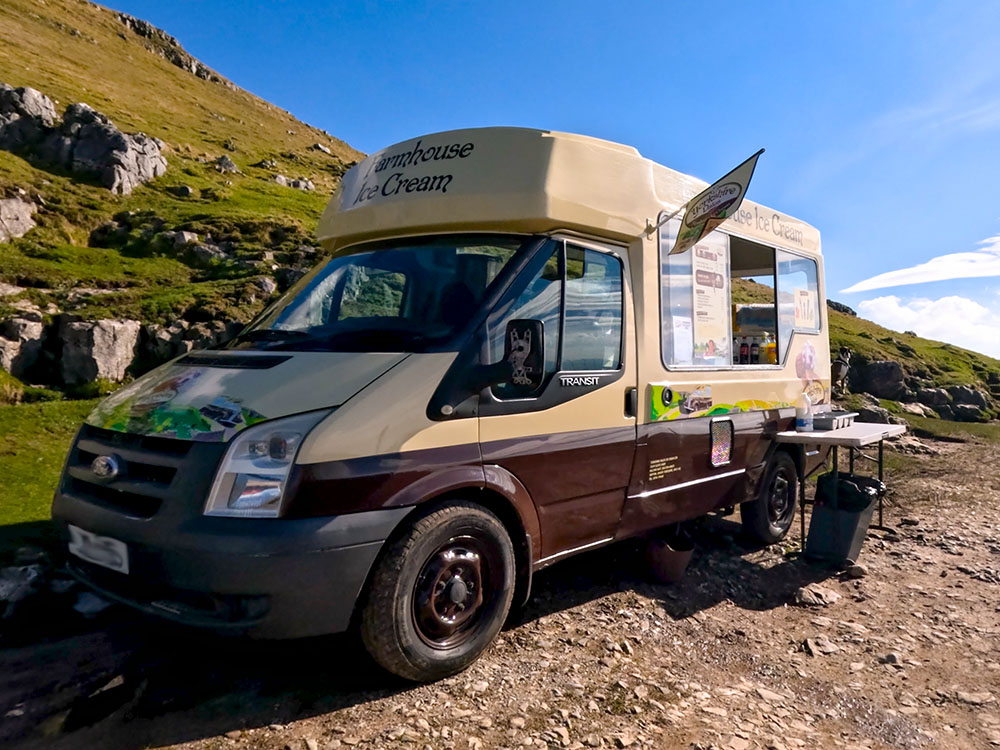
[740, 451, 798, 545]
[359, 501, 515, 682]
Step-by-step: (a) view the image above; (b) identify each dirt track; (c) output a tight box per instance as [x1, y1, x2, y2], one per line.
[3, 436, 999, 750]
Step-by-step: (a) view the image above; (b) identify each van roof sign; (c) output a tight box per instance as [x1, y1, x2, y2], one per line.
[318, 128, 819, 255]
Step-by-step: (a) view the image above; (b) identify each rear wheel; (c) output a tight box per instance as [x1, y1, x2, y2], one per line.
[741, 451, 798, 544]
[360, 501, 515, 682]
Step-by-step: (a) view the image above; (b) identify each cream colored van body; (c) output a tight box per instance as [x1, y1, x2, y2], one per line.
[52, 127, 830, 681]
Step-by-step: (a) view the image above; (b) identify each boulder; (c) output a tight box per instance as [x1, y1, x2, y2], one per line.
[916, 387, 950, 407]
[899, 402, 935, 418]
[0, 314, 45, 379]
[934, 403, 955, 420]
[275, 267, 306, 291]
[254, 277, 278, 297]
[860, 360, 906, 400]
[172, 230, 199, 248]
[0, 197, 36, 242]
[215, 154, 238, 173]
[143, 321, 190, 362]
[189, 242, 227, 265]
[312, 143, 332, 155]
[273, 174, 288, 186]
[41, 103, 167, 194]
[952, 403, 988, 423]
[287, 177, 315, 191]
[946, 385, 988, 410]
[0, 84, 57, 149]
[61, 319, 141, 385]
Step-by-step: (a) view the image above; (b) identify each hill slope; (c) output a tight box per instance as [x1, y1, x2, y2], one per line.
[1, 0, 998, 420]
[0, 0, 360, 333]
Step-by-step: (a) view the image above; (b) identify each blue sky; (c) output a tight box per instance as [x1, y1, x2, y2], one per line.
[109, 1, 1000, 356]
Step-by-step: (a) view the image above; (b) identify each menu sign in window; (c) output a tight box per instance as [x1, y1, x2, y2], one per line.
[691, 235, 730, 365]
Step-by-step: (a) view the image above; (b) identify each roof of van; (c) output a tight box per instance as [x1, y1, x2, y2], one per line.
[316, 127, 821, 255]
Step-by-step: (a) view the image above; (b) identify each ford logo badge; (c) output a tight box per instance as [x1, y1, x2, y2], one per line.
[91, 455, 120, 481]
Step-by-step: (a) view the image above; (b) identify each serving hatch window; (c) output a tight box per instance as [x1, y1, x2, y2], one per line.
[659, 218, 820, 369]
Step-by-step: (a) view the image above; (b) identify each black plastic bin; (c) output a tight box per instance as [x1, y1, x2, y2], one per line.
[806, 473, 884, 565]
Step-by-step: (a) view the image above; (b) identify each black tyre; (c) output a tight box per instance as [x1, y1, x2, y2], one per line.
[740, 451, 798, 545]
[359, 501, 516, 682]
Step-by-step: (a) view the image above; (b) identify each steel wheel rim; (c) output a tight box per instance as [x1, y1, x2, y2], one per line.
[412, 534, 498, 649]
[767, 471, 793, 525]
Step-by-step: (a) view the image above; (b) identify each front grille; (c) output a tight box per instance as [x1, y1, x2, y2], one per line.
[66, 425, 195, 518]
[68, 477, 162, 518]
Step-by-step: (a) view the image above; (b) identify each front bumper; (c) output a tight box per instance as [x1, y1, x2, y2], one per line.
[51, 425, 412, 638]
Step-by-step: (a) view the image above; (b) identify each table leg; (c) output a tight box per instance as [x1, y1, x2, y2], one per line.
[871, 438, 892, 531]
[849, 446, 855, 474]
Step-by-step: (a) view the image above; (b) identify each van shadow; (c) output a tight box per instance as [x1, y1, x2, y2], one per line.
[517, 513, 836, 625]
[11, 515, 836, 750]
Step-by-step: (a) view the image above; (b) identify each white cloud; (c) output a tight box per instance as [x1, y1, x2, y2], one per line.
[842, 234, 1000, 293]
[857, 294, 1000, 358]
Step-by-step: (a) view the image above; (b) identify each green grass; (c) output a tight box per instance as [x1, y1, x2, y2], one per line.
[904, 414, 1000, 443]
[0, 0, 360, 324]
[0, 399, 96, 554]
[829, 308, 1000, 394]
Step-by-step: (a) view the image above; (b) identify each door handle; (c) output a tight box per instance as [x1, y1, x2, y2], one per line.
[625, 387, 638, 418]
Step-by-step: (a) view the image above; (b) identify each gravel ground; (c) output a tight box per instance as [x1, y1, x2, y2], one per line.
[3, 435, 999, 750]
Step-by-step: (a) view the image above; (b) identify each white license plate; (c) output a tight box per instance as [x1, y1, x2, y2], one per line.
[68, 525, 130, 574]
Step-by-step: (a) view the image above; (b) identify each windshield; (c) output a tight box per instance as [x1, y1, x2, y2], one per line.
[231, 234, 531, 352]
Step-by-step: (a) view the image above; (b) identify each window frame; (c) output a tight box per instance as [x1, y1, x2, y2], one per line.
[473, 235, 629, 416]
[658, 224, 823, 372]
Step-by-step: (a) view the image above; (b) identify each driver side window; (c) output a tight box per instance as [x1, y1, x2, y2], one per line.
[490, 247, 562, 399]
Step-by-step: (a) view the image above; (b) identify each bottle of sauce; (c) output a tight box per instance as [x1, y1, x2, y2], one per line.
[750, 337, 760, 364]
[739, 337, 749, 364]
[795, 392, 813, 432]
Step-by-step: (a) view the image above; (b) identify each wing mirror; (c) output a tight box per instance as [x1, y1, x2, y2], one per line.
[501, 319, 545, 393]
[468, 318, 546, 394]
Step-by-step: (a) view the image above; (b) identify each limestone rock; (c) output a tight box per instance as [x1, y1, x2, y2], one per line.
[0, 314, 45, 378]
[215, 154, 238, 173]
[190, 242, 227, 265]
[953, 403, 988, 423]
[899, 401, 935, 418]
[861, 360, 905, 400]
[947, 384, 988, 409]
[41, 103, 167, 194]
[0, 197, 36, 242]
[61, 319, 141, 385]
[0, 84, 57, 149]
[287, 177, 315, 191]
[916, 387, 950, 407]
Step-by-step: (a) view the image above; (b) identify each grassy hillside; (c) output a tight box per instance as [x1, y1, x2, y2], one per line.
[733, 279, 1000, 405]
[0, 0, 361, 325]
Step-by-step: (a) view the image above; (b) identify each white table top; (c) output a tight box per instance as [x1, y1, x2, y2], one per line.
[773, 422, 907, 448]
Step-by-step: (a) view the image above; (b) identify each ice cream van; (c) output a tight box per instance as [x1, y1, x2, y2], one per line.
[52, 127, 831, 681]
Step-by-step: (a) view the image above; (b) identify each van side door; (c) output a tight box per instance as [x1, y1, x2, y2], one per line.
[478, 239, 638, 564]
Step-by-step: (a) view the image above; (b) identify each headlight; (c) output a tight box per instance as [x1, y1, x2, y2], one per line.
[204, 410, 329, 518]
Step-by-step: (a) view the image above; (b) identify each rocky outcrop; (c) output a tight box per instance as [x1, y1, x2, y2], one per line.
[0, 84, 57, 150]
[947, 385, 988, 410]
[41, 103, 167, 194]
[0, 314, 45, 379]
[916, 387, 950, 407]
[827, 300, 857, 317]
[1, 83, 167, 195]
[0, 197, 37, 242]
[61, 319, 141, 385]
[859, 360, 906, 400]
[116, 13, 233, 88]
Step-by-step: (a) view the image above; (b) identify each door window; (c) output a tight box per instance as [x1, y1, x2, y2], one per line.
[564, 246, 623, 371]
[489, 242, 624, 400]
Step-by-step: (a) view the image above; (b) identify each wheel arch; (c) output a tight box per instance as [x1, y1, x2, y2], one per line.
[351, 470, 539, 629]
